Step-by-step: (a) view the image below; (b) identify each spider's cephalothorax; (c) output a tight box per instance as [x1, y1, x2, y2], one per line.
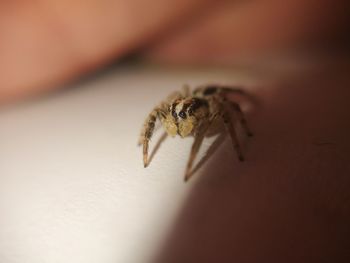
[165, 97, 209, 138]
[138, 84, 253, 181]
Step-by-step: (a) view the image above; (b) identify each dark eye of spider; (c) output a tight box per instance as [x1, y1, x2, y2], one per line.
[179, 111, 187, 119]
[172, 111, 177, 118]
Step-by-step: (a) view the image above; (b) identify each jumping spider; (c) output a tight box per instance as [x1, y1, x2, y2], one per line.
[138, 84, 253, 181]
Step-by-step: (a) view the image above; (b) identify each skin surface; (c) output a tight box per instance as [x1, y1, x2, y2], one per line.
[0, 0, 347, 104]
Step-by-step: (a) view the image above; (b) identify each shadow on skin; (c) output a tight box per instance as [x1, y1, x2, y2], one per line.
[152, 65, 350, 263]
[190, 131, 227, 177]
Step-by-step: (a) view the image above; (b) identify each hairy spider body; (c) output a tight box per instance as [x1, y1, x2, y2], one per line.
[139, 85, 252, 181]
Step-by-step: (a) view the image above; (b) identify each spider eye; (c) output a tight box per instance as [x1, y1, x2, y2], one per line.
[172, 111, 177, 118]
[179, 111, 187, 119]
[187, 109, 193, 115]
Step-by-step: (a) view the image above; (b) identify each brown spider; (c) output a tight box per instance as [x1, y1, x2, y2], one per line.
[138, 84, 253, 181]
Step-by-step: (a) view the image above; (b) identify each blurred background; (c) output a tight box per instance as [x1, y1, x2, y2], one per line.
[0, 0, 349, 104]
[0, 1, 349, 263]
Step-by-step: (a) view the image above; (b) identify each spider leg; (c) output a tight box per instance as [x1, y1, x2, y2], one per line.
[222, 105, 245, 162]
[184, 114, 218, 181]
[138, 122, 160, 146]
[184, 131, 206, 182]
[228, 101, 253, 137]
[148, 132, 168, 165]
[139, 107, 163, 167]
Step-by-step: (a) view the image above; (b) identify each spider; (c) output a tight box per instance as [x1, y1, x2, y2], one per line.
[138, 84, 253, 181]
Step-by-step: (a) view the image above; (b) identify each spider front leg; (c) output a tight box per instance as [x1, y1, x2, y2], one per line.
[222, 105, 245, 162]
[184, 114, 218, 181]
[139, 107, 163, 167]
[184, 130, 207, 182]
